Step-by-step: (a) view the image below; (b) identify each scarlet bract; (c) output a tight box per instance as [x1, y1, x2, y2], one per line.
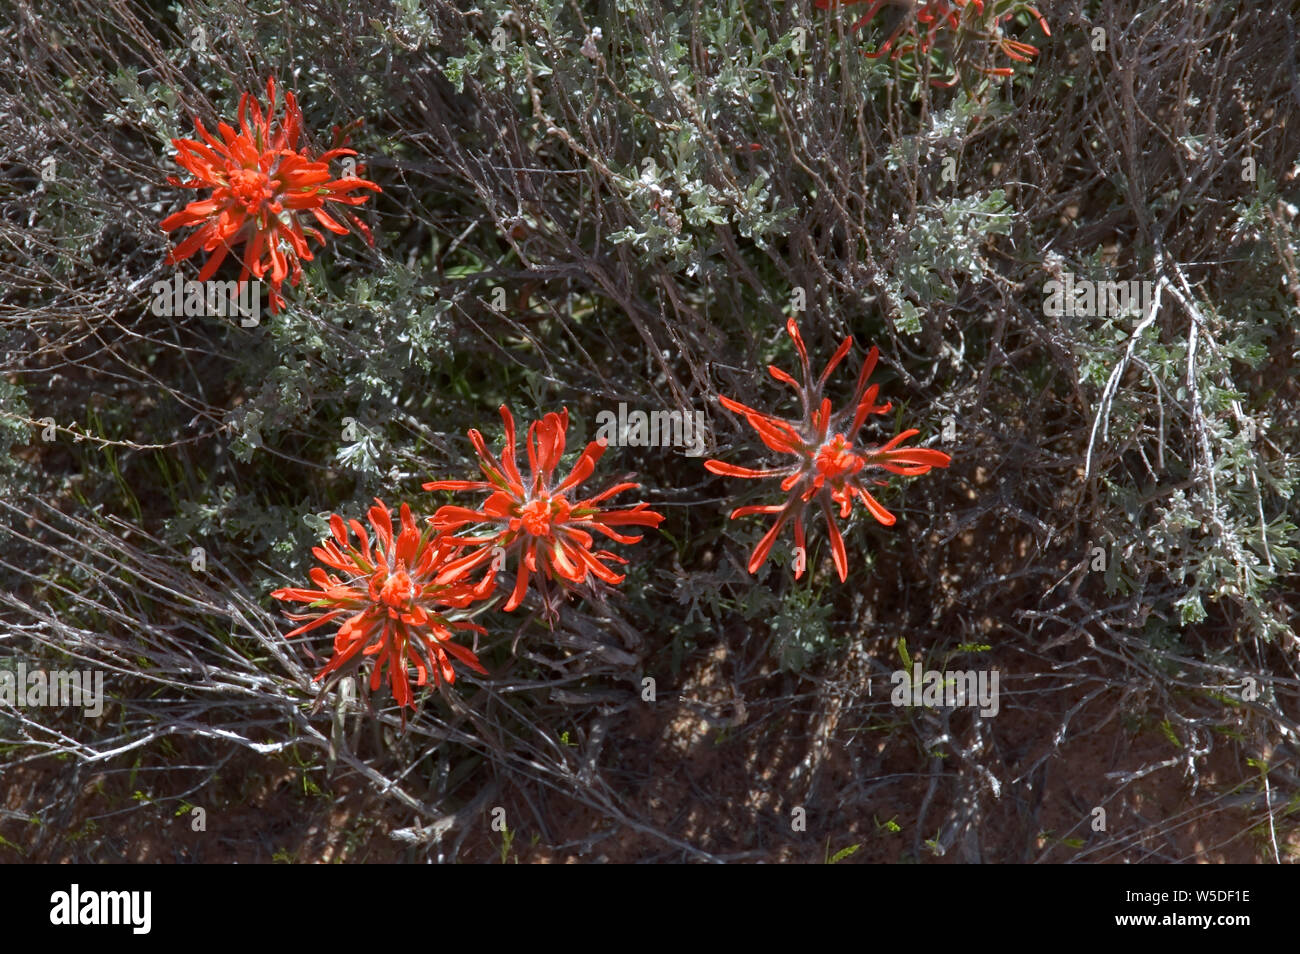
[160, 76, 381, 313]
[424, 405, 665, 613]
[706, 318, 951, 581]
[816, 0, 1050, 85]
[271, 498, 493, 712]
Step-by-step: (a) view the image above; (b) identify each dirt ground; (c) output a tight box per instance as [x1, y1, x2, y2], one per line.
[3, 632, 1294, 864]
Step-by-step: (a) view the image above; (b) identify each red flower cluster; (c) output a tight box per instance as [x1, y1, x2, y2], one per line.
[425, 405, 665, 613]
[160, 77, 380, 313]
[271, 500, 492, 713]
[816, 0, 1049, 83]
[706, 318, 951, 582]
[273, 409, 663, 713]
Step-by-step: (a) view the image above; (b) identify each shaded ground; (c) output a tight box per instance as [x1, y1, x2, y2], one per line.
[4, 632, 1294, 863]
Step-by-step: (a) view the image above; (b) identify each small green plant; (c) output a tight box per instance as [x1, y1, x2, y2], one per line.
[824, 839, 861, 864]
[497, 825, 517, 865]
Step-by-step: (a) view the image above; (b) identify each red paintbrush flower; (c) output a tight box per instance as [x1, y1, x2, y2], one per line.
[705, 318, 951, 582]
[271, 498, 494, 713]
[424, 406, 665, 613]
[160, 76, 381, 313]
[815, 0, 1049, 84]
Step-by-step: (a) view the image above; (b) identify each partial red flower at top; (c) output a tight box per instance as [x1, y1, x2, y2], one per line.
[424, 406, 665, 613]
[815, 0, 1049, 84]
[160, 76, 381, 313]
[705, 318, 951, 582]
[271, 498, 494, 714]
